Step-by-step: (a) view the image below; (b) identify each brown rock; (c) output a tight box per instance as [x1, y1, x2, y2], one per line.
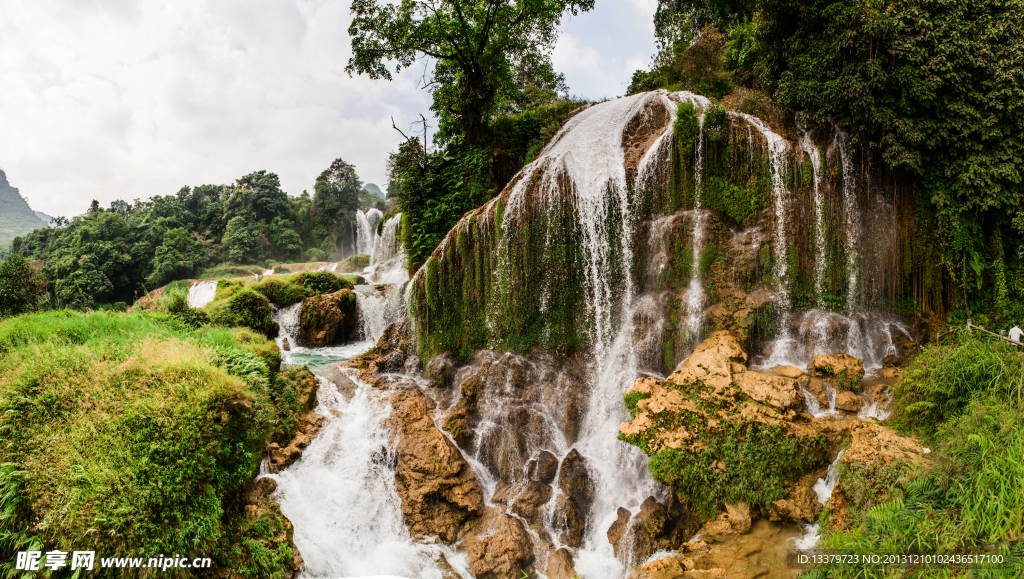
[466, 513, 534, 579]
[724, 502, 751, 534]
[882, 355, 906, 368]
[607, 507, 631, 551]
[805, 378, 833, 408]
[300, 290, 359, 347]
[281, 337, 290, 351]
[733, 371, 803, 410]
[553, 448, 594, 548]
[812, 353, 865, 382]
[774, 365, 806, 379]
[834, 391, 865, 413]
[391, 388, 484, 542]
[546, 548, 577, 579]
[526, 450, 559, 484]
[669, 331, 747, 392]
[877, 367, 903, 380]
[640, 496, 670, 536]
[251, 476, 278, 500]
[510, 481, 553, 524]
[427, 353, 458, 388]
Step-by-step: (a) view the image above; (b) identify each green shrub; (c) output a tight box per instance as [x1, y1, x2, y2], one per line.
[255, 277, 314, 307]
[298, 271, 350, 294]
[305, 248, 327, 262]
[338, 254, 370, 272]
[228, 289, 276, 336]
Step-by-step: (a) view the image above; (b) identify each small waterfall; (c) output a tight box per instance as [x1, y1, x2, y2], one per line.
[835, 127, 860, 309]
[798, 382, 837, 418]
[793, 450, 845, 550]
[356, 209, 383, 257]
[273, 302, 303, 350]
[266, 372, 471, 578]
[186, 280, 217, 309]
[683, 114, 708, 344]
[798, 120, 825, 303]
[368, 213, 408, 284]
[756, 309, 912, 371]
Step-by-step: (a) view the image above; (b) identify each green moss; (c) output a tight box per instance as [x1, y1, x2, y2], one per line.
[255, 276, 315, 307]
[229, 289, 276, 335]
[624, 390, 652, 419]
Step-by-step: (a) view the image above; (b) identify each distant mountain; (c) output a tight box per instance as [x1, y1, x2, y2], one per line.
[35, 211, 53, 227]
[0, 169, 47, 247]
[363, 183, 384, 199]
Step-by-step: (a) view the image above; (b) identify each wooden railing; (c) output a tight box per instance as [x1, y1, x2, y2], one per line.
[938, 319, 1024, 347]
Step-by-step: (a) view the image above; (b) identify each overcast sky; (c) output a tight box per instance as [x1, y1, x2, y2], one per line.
[0, 0, 657, 217]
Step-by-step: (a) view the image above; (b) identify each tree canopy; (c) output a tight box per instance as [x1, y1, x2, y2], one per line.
[347, 0, 594, 146]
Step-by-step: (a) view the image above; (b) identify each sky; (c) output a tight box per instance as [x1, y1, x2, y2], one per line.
[0, 0, 657, 217]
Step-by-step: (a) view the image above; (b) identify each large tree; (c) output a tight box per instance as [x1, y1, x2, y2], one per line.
[347, 0, 594, 146]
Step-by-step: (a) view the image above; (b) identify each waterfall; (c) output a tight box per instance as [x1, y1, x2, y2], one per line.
[186, 280, 217, 309]
[798, 119, 825, 303]
[368, 213, 408, 284]
[835, 127, 860, 309]
[793, 450, 846, 550]
[683, 114, 708, 344]
[356, 209, 383, 257]
[265, 373, 471, 578]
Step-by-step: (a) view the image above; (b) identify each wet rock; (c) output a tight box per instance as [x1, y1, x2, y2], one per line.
[610, 495, 690, 565]
[607, 507, 631, 550]
[553, 448, 594, 548]
[834, 391, 864, 413]
[812, 353, 865, 383]
[281, 337, 290, 351]
[510, 481, 553, 524]
[733, 371, 803, 410]
[250, 476, 278, 500]
[465, 512, 534, 579]
[265, 369, 324, 472]
[526, 450, 559, 484]
[300, 290, 359, 347]
[640, 495, 670, 536]
[768, 470, 823, 523]
[804, 378, 833, 409]
[546, 548, 577, 579]
[390, 388, 484, 542]
[695, 502, 750, 543]
[774, 365, 806, 379]
[371, 320, 414, 374]
[427, 353, 458, 388]
[882, 354, 906, 368]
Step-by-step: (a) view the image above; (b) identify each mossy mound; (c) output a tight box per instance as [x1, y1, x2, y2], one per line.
[300, 290, 359, 347]
[0, 310, 306, 577]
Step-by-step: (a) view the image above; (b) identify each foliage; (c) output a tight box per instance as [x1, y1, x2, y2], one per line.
[0, 256, 44, 318]
[0, 311, 305, 577]
[255, 276, 315, 307]
[227, 289, 277, 336]
[348, 0, 593, 147]
[890, 332, 1024, 437]
[298, 271, 351, 295]
[312, 159, 362, 261]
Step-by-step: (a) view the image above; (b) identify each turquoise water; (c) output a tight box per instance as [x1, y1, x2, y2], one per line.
[282, 341, 374, 371]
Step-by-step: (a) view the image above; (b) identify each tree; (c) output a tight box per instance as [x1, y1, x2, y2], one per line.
[313, 158, 363, 258]
[147, 228, 210, 287]
[0, 255, 44, 317]
[347, 0, 594, 147]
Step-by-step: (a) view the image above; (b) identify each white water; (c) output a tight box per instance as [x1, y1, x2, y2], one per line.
[187, 280, 218, 309]
[367, 213, 408, 285]
[683, 113, 708, 345]
[793, 450, 846, 550]
[799, 120, 825, 303]
[757, 309, 913, 372]
[357, 209, 384, 257]
[266, 373, 471, 579]
[798, 382, 837, 418]
[834, 127, 860, 309]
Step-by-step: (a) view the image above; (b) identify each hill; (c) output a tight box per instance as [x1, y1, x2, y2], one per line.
[0, 169, 46, 247]
[363, 183, 384, 199]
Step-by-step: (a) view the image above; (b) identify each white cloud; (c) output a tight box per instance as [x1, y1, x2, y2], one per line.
[0, 0, 657, 216]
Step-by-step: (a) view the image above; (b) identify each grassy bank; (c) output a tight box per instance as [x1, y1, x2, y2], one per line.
[0, 310, 308, 577]
[807, 333, 1024, 578]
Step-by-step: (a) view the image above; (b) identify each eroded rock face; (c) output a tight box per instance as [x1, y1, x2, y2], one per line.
[465, 512, 535, 579]
[553, 448, 594, 548]
[427, 353, 458, 388]
[546, 547, 577, 579]
[389, 388, 484, 542]
[300, 290, 359, 348]
[609, 495, 690, 565]
[372, 320, 414, 375]
[668, 331, 747, 392]
[812, 353, 865, 382]
[733, 371, 803, 410]
[526, 450, 558, 484]
[265, 369, 324, 472]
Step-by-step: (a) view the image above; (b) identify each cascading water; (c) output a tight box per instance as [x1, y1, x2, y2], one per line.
[793, 450, 846, 550]
[187, 280, 218, 309]
[356, 208, 383, 257]
[834, 127, 860, 310]
[798, 119, 825, 303]
[682, 114, 708, 344]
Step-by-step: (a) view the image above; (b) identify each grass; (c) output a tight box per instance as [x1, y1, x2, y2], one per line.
[0, 310, 304, 577]
[805, 334, 1024, 578]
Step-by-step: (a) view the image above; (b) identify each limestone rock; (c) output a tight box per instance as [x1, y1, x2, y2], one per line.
[696, 502, 750, 543]
[546, 548, 577, 579]
[526, 450, 559, 484]
[553, 448, 594, 548]
[510, 481, 553, 524]
[281, 337, 290, 351]
[774, 365, 806, 379]
[390, 388, 484, 542]
[804, 378, 833, 409]
[427, 353, 458, 388]
[882, 354, 906, 368]
[724, 502, 751, 533]
[607, 507, 631, 551]
[300, 289, 359, 348]
[669, 330, 747, 391]
[768, 470, 823, 524]
[466, 512, 534, 579]
[733, 371, 803, 410]
[877, 367, 903, 380]
[812, 353, 865, 382]
[834, 391, 865, 413]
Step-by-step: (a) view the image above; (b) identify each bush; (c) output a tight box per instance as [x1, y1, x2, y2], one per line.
[298, 271, 350, 294]
[228, 289, 276, 336]
[305, 248, 327, 262]
[255, 277, 313, 307]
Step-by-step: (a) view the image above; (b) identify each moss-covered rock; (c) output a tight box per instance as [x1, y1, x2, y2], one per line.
[299, 289, 358, 348]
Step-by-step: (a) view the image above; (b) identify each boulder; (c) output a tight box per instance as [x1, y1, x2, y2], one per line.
[281, 337, 291, 351]
[300, 290, 359, 348]
[834, 391, 865, 413]
[733, 371, 803, 410]
[553, 448, 594, 548]
[882, 355, 906, 368]
[371, 320, 414, 374]
[427, 353, 458, 388]
[466, 513, 534, 579]
[774, 365, 806, 379]
[526, 450, 559, 484]
[390, 388, 484, 542]
[812, 353, 865, 383]
[804, 378, 833, 409]
[546, 548, 577, 579]
[695, 502, 750, 543]
[668, 330, 747, 392]
[510, 481, 553, 524]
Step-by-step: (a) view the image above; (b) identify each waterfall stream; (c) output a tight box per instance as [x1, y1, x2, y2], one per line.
[798, 120, 825, 303]
[356, 208, 384, 257]
[186, 280, 218, 309]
